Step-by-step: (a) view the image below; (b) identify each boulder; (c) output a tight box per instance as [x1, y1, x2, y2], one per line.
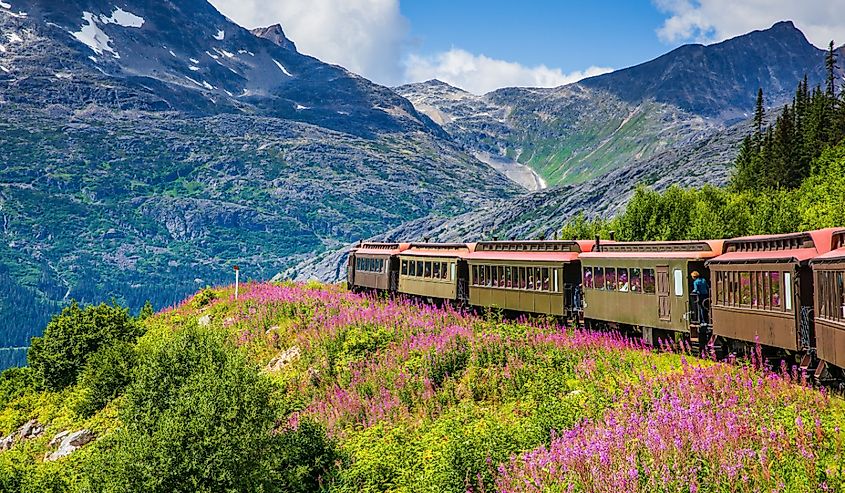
[18, 420, 44, 440]
[45, 430, 95, 462]
[198, 314, 211, 326]
[266, 346, 300, 372]
[0, 434, 13, 452]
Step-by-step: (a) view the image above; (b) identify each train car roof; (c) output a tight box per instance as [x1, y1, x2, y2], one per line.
[400, 243, 475, 258]
[710, 228, 845, 265]
[467, 239, 595, 262]
[811, 230, 845, 263]
[579, 240, 723, 260]
[352, 242, 410, 256]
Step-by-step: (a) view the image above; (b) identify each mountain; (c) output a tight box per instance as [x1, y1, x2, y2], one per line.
[396, 21, 840, 187]
[0, 0, 519, 349]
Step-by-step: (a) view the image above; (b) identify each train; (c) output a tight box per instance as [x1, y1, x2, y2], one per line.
[346, 228, 845, 383]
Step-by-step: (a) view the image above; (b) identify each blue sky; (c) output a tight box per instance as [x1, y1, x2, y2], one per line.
[210, 0, 845, 93]
[401, 1, 669, 74]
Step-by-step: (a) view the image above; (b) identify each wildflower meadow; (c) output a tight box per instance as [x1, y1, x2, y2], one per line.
[1, 281, 844, 492]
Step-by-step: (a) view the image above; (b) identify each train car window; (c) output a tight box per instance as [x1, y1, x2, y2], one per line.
[594, 267, 605, 291]
[518, 267, 526, 289]
[402, 260, 408, 276]
[484, 266, 491, 286]
[755, 272, 764, 308]
[433, 262, 441, 279]
[673, 269, 684, 297]
[583, 267, 593, 289]
[606, 268, 617, 291]
[784, 272, 792, 311]
[501, 267, 507, 287]
[740, 272, 751, 306]
[762, 272, 770, 309]
[541, 268, 550, 291]
[505, 266, 513, 288]
[450, 263, 455, 281]
[441, 262, 447, 280]
[424, 262, 432, 278]
[838, 272, 845, 320]
[535, 267, 543, 291]
[471, 265, 478, 285]
[618, 268, 630, 292]
[554, 269, 559, 292]
[630, 268, 641, 293]
[643, 269, 655, 294]
[412, 261, 419, 277]
[769, 272, 780, 310]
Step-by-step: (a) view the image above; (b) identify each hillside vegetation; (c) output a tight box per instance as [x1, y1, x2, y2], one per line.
[1, 283, 843, 492]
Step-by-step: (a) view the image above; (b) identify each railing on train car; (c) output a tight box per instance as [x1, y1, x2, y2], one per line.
[389, 272, 399, 292]
[800, 307, 813, 350]
[564, 284, 582, 312]
[457, 279, 469, 301]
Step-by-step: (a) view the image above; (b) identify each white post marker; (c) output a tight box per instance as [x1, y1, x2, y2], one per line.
[234, 265, 240, 300]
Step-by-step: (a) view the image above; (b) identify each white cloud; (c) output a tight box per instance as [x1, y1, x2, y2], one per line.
[209, 0, 409, 85]
[653, 0, 845, 48]
[404, 49, 612, 95]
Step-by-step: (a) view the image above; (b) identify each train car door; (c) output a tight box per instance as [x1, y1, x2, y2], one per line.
[656, 265, 671, 321]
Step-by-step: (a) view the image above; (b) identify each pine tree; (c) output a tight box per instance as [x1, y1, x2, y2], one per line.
[825, 41, 837, 98]
[753, 88, 765, 138]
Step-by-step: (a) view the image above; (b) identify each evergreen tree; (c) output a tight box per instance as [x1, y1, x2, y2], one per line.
[826, 41, 837, 98]
[753, 88, 765, 138]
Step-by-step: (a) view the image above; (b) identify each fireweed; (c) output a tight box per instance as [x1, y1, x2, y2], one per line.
[168, 283, 845, 492]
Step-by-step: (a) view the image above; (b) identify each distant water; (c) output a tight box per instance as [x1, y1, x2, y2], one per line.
[0, 347, 28, 370]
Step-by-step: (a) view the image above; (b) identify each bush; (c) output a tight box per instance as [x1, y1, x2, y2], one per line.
[191, 287, 217, 309]
[0, 367, 35, 409]
[95, 325, 338, 492]
[28, 301, 141, 391]
[75, 342, 137, 417]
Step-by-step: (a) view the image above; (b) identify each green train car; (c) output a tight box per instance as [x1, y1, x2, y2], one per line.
[579, 240, 723, 345]
[466, 240, 594, 317]
[398, 243, 472, 301]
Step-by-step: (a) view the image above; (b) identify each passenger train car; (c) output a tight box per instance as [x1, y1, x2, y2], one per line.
[346, 228, 845, 382]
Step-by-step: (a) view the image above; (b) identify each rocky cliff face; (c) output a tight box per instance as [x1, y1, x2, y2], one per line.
[0, 0, 519, 347]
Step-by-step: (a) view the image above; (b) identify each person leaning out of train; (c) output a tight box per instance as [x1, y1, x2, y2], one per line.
[691, 271, 709, 326]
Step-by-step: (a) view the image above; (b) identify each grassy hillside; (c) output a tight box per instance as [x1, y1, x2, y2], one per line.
[1, 283, 844, 492]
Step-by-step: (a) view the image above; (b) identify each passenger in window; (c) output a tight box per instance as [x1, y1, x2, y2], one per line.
[630, 269, 641, 292]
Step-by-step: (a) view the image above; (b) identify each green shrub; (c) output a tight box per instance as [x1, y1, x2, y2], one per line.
[75, 342, 137, 417]
[191, 287, 218, 309]
[0, 367, 35, 409]
[94, 325, 337, 492]
[28, 301, 141, 391]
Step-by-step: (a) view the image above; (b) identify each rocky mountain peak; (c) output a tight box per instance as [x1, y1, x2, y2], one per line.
[251, 24, 296, 51]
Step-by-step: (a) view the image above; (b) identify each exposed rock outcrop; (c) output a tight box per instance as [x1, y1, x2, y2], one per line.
[45, 430, 95, 462]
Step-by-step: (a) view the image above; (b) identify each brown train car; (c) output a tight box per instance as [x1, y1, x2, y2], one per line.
[348, 242, 410, 292]
[466, 240, 595, 317]
[706, 229, 840, 355]
[398, 243, 474, 301]
[579, 240, 723, 344]
[810, 230, 845, 377]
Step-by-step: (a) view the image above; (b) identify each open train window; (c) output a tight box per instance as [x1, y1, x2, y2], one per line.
[410, 261, 418, 277]
[505, 266, 513, 288]
[541, 268, 549, 291]
[433, 262, 441, 279]
[583, 267, 593, 289]
[535, 267, 543, 291]
[518, 267, 526, 289]
[606, 268, 617, 291]
[402, 260, 408, 276]
[838, 272, 845, 320]
[630, 268, 641, 293]
[617, 268, 629, 292]
[740, 272, 751, 306]
[424, 262, 432, 278]
[771, 272, 781, 308]
[642, 269, 655, 294]
[594, 267, 605, 291]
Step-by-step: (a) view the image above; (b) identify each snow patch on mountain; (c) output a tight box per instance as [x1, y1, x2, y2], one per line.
[0, 1, 10, 9]
[6, 32, 22, 43]
[0, 45, 6, 52]
[273, 59, 292, 77]
[188, 65, 199, 71]
[0, 65, 9, 73]
[72, 12, 119, 58]
[214, 29, 224, 41]
[100, 7, 144, 28]
[295, 104, 310, 110]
